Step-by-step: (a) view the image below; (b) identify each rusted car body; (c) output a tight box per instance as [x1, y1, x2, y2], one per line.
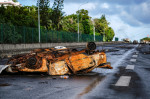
[0, 42, 112, 75]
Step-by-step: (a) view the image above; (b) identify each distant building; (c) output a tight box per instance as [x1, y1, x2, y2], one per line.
[0, 0, 21, 7]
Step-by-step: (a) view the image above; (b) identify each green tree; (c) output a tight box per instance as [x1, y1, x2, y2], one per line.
[94, 18, 104, 35]
[76, 9, 90, 34]
[62, 14, 77, 32]
[50, 0, 64, 30]
[141, 37, 150, 41]
[37, 0, 50, 29]
[94, 15, 114, 41]
[82, 19, 90, 34]
[13, 0, 18, 2]
[0, 5, 6, 23]
[0, 5, 38, 27]
[105, 27, 115, 41]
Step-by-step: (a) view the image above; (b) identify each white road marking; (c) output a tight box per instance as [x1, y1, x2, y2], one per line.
[135, 52, 139, 55]
[126, 65, 135, 70]
[132, 55, 138, 58]
[115, 76, 131, 86]
[130, 59, 136, 62]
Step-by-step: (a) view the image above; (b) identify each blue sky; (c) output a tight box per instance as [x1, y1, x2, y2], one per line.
[18, 0, 37, 6]
[17, 0, 150, 41]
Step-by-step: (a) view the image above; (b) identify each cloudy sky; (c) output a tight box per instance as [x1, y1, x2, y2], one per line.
[18, 0, 150, 41]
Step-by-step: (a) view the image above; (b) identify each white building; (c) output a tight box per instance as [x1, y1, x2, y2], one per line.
[0, 0, 21, 7]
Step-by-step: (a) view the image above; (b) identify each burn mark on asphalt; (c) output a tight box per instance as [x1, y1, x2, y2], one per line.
[0, 83, 11, 87]
[77, 75, 105, 98]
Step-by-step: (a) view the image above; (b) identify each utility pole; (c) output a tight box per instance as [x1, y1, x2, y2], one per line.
[94, 27, 95, 41]
[103, 27, 106, 42]
[78, 13, 79, 42]
[92, 19, 95, 41]
[38, 0, 40, 43]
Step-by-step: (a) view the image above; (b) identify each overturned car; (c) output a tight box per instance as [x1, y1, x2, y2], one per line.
[0, 42, 112, 75]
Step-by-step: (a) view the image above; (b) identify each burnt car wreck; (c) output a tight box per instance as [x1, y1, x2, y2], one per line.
[0, 42, 112, 75]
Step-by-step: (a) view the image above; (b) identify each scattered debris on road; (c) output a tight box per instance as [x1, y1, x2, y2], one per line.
[60, 75, 69, 79]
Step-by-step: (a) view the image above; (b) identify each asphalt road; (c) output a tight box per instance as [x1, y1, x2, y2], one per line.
[0, 43, 150, 99]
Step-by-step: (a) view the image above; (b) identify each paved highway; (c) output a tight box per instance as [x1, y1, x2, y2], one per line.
[0, 43, 150, 99]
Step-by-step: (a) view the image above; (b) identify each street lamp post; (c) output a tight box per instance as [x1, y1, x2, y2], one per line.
[103, 27, 106, 42]
[38, 0, 40, 43]
[94, 27, 95, 41]
[77, 13, 79, 42]
[92, 19, 95, 41]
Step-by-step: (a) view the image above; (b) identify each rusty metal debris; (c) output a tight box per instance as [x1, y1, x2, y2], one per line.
[0, 42, 112, 75]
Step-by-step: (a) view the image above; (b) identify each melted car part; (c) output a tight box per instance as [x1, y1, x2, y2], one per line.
[25, 56, 42, 69]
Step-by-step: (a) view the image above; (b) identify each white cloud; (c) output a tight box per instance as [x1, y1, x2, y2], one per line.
[120, 11, 142, 26]
[63, 3, 79, 15]
[81, 3, 97, 10]
[129, 1, 150, 24]
[63, 2, 97, 15]
[141, 2, 149, 12]
[109, 15, 150, 41]
[101, 3, 109, 9]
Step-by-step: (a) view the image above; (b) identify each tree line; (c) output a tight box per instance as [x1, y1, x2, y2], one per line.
[141, 37, 150, 41]
[0, 0, 115, 42]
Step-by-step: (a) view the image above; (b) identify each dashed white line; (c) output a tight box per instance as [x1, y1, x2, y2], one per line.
[132, 55, 138, 58]
[115, 76, 131, 86]
[135, 52, 139, 55]
[126, 65, 135, 70]
[130, 59, 136, 62]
